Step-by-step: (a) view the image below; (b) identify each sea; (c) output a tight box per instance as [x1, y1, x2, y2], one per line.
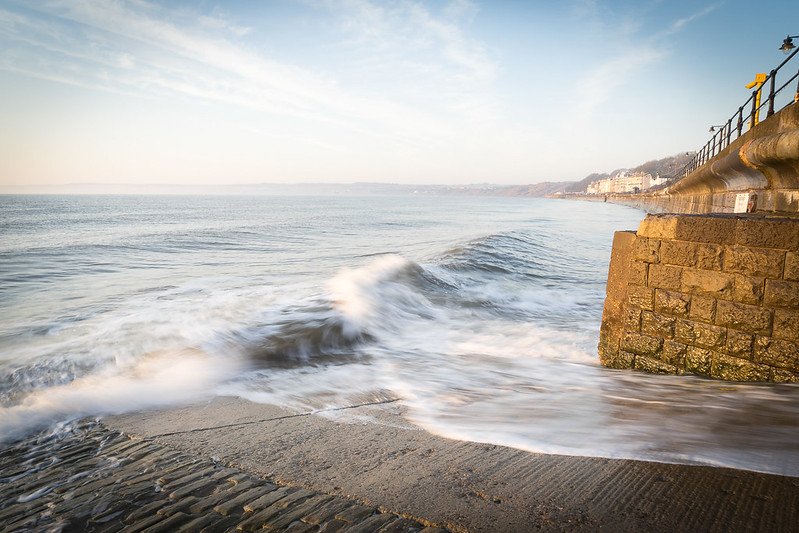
[1, 193, 798, 476]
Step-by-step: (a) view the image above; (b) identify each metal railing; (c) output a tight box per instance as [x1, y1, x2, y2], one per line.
[680, 46, 799, 177]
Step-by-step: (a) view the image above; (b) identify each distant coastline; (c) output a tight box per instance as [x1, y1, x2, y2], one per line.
[1, 152, 692, 198]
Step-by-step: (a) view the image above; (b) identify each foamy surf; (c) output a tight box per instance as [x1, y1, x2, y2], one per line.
[0, 348, 242, 443]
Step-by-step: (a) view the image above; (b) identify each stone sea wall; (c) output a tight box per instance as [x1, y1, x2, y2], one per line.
[599, 213, 799, 381]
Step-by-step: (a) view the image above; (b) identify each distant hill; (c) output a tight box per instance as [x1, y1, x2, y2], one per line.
[631, 152, 694, 180]
[399, 152, 695, 198]
[565, 173, 610, 194]
[563, 152, 694, 194]
[492, 181, 573, 197]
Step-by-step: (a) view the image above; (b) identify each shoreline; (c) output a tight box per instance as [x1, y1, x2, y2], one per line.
[5, 396, 793, 532]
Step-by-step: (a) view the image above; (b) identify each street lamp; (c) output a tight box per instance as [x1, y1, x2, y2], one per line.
[779, 35, 798, 53]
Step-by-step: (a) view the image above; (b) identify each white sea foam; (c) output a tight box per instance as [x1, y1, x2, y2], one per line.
[326, 254, 441, 336]
[0, 348, 242, 443]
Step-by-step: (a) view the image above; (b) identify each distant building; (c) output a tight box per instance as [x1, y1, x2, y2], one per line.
[586, 171, 664, 194]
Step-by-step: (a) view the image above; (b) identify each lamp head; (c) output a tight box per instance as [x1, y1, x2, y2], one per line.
[780, 36, 796, 54]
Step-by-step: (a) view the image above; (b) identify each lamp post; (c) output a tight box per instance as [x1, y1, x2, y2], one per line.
[783, 35, 799, 103]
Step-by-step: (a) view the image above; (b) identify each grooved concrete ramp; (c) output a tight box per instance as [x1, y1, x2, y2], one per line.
[0, 420, 444, 532]
[104, 397, 799, 532]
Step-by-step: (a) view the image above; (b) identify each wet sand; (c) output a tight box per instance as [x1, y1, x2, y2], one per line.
[100, 396, 799, 532]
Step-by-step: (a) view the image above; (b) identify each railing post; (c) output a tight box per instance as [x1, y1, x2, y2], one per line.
[767, 69, 777, 117]
[725, 118, 732, 148]
[749, 90, 758, 129]
[737, 106, 744, 136]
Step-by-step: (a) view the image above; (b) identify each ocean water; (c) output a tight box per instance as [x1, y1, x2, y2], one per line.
[1, 194, 798, 476]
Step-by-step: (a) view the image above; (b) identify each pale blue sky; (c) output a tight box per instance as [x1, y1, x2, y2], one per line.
[0, 0, 795, 187]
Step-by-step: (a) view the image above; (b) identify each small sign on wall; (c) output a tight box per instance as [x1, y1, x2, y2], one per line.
[734, 193, 750, 213]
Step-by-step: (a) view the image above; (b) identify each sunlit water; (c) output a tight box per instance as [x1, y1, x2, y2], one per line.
[1, 194, 798, 476]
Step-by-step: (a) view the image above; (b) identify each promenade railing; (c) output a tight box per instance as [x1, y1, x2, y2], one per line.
[680, 46, 799, 177]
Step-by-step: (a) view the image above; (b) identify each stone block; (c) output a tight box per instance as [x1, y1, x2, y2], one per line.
[770, 368, 799, 383]
[605, 351, 635, 369]
[660, 240, 722, 270]
[725, 330, 754, 359]
[681, 269, 735, 298]
[724, 245, 785, 279]
[637, 215, 678, 240]
[773, 309, 799, 342]
[648, 264, 682, 291]
[685, 346, 712, 376]
[654, 289, 690, 316]
[754, 337, 799, 372]
[620, 332, 662, 356]
[658, 240, 692, 266]
[676, 216, 737, 244]
[785, 252, 799, 281]
[597, 337, 619, 367]
[623, 307, 641, 332]
[764, 279, 799, 308]
[735, 218, 799, 251]
[732, 274, 765, 305]
[601, 350, 635, 370]
[633, 237, 660, 264]
[689, 296, 716, 323]
[697, 243, 724, 271]
[634, 356, 679, 375]
[641, 311, 675, 338]
[627, 286, 654, 311]
[715, 300, 772, 335]
[639, 215, 735, 244]
[675, 319, 726, 350]
[662, 339, 687, 368]
[711, 354, 770, 382]
[628, 261, 648, 286]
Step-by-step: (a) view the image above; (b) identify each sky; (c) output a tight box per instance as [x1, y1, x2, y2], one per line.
[0, 0, 795, 188]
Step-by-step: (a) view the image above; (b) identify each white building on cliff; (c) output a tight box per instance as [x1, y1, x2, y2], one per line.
[586, 171, 667, 194]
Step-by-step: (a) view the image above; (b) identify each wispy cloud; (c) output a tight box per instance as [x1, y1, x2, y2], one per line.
[655, 3, 721, 39]
[572, 2, 719, 119]
[325, 0, 494, 81]
[312, 0, 499, 125]
[0, 0, 496, 147]
[574, 47, 666, 117]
